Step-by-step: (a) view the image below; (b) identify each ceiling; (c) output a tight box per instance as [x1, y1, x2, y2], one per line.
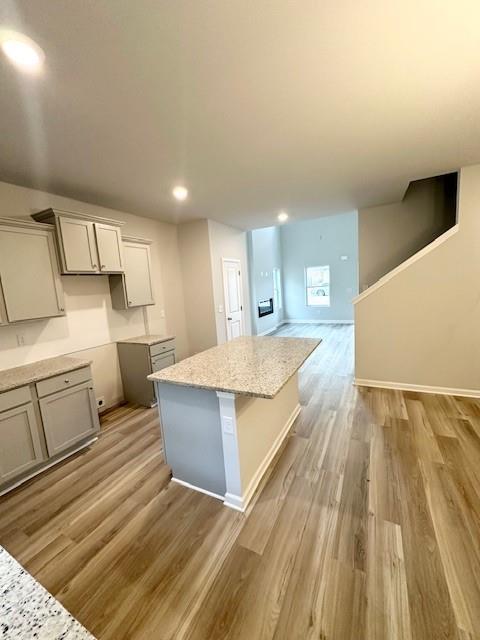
[1, 1, 480, 230]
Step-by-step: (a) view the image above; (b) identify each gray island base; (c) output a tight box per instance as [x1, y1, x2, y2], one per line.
[148, 336, 320, 511]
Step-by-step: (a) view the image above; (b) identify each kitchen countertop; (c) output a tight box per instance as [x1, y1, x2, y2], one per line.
[0, 546, 95, 639]
[148, 335, 320, 399]
[117, 334, 175, 346]
[0, 356, 92, 394]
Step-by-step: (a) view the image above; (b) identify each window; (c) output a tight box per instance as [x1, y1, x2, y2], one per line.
[305, 265, 330, 307]
[273, 267, 282, 311]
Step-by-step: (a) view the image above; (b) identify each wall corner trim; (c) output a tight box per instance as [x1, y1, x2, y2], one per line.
[354, 378, 480, 399]
[353, 224, 459, 305]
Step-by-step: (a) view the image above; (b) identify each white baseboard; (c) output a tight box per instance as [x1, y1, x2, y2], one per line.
[354, 378, 480, 399]
[283, 319, 354, 325]
[256, 324, 280, 336]
[171, 477, 225, 502]
[224, 402, 301, 512]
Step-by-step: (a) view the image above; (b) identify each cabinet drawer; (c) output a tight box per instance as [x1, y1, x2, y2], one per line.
[150, 340, 175, 357]
[0, 386, 32, 413]
[36, 366, 92, 398]
[151, 352, 176, 373]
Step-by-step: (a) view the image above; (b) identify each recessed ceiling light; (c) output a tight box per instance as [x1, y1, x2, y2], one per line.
[278, 211, 289, 223]
[172, 185, 188, 201]
[0, 30, 44, 73]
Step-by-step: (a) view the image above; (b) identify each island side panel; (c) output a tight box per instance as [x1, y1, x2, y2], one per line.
[155, 382, 226, 498]
[235, 373, 300, 505]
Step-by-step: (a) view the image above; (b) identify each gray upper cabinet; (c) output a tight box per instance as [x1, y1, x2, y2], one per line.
[0, 218, 65, 323]
[58, 216, 99, 273]
[109, 236, 154, 309]
[95, 223, 123, 273]
[32, 208, 125, 275]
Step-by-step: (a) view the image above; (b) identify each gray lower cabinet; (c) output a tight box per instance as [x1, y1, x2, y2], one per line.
[39, 381, 99, 457]
[117, 337, 176, 407]
[0, 364, 100, 494]
[0, 401, 44, 483]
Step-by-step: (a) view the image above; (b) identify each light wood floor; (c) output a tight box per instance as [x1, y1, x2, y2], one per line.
[1, 324, 480, 639]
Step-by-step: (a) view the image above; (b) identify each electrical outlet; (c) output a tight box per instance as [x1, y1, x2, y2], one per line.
[96, 396, 105, 410]
[16, 333, 25, 346]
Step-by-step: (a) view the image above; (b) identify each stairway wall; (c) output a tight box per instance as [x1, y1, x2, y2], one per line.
[358, 173, 457, 290]
[354, 165, 480, 394]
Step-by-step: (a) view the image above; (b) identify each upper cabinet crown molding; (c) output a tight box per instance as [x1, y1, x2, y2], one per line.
[32, 208, 124, 275]
[121, 235, 153, 245]
[32, 207, 125, 227]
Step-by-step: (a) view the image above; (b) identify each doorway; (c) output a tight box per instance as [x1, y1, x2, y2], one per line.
[222, 258, 244, 341]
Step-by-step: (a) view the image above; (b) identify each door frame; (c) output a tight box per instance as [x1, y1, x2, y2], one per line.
[221, 257, 244, 341]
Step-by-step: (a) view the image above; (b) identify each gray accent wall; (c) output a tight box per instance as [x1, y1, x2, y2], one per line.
[248, 226, 283, 335]
[280, 212, 359, 322]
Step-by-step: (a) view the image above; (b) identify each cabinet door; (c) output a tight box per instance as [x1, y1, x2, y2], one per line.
[124, 242, 154, 307]
[95, 223, 124, 273]
[0, 403, 44, 483]
[0, 225, 65, 322]
[58, 216, 99, 273]
[40, 381, 100, 457]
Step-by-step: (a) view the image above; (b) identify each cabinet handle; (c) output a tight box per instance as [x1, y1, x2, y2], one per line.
[101, 264, 106, 270]
[128, 300, 133, 306]
[59, 307, 64, 312]
[64, 379, 70, 384]
[227, 317, 232, 320]
[92, 263, 97, 269]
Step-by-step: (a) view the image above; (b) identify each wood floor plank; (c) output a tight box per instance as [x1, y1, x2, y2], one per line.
[1, 323, 479, 639]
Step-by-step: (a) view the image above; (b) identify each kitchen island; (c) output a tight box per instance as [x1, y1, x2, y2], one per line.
[148, 335, 320, 511]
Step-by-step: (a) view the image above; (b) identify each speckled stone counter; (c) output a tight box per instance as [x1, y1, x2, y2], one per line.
[117, 334, 175, 346]
[0, 546, 94, 639]
[148, 335, 320, 398]
[0, 356, 91, 394]
[149, 336, 320, 511]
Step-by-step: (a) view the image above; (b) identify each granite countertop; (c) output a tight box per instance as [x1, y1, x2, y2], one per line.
[0, 546, 95, 639]
[0, 356, 91, 394]
[117, 334, 175, 346]
[148, 336, 320, 399]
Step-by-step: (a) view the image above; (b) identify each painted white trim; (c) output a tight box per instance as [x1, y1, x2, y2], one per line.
[353, 224, 459, 304]
[239, 403, 301, 511]
[0, 436, 98, 496]
[354, 378, 480, 399]
[216, 391, 243, 506]
[223, 492, 247, 511]
[171, 477, 225, 502]
[282, 319, 354, 325]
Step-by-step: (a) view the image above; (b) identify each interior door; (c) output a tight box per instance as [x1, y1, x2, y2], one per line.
[95, 223, 124, 273]
[222, 259, 244, 341]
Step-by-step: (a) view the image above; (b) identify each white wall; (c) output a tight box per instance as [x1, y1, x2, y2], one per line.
[248, 226, 283, 335]
[177, 219, 218, 355]
[358, 174, 457, 289]
[280, 212, 359, 322]
[355, 164, 480, 393]
[0, 181, 189, 408]
[208, 219, 252, 344]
